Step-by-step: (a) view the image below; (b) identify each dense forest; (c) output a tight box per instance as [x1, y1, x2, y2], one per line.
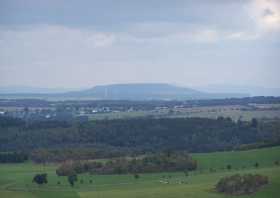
[1, 115, 280, 163]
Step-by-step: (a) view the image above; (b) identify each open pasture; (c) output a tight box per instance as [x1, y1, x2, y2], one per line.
[0, 146, 280, 198]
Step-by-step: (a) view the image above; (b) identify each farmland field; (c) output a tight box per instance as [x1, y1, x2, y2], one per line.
[1, 146, 280, 198]
[88, 106, 280, 121]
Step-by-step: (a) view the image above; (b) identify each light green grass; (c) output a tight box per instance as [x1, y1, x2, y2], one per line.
[193, 146, 280, 170]
[1, 146, 280, 198]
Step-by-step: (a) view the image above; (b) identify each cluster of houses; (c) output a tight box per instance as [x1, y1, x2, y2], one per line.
[0, 105, 127, 122]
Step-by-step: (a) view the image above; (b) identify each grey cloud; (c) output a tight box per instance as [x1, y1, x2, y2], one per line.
[0, 0, 279, 88]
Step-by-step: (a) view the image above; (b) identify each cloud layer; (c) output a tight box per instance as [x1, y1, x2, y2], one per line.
[0, 0, 279, 88]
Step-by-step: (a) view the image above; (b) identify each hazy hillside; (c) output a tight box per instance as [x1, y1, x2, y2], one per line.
[0, 83, 249, 100]
[64, 83, 201, 100]
[61, 83, 249, 100]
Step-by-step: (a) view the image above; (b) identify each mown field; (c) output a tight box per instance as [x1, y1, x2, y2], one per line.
[0, 146, 280, 198]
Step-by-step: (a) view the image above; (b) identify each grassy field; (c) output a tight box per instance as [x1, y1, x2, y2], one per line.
[0, 146, 280, 198]
[88, 106, 280, 121]
[193, 146, 280, 170]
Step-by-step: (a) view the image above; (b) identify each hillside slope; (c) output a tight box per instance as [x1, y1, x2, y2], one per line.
[63, 83, 248, 100]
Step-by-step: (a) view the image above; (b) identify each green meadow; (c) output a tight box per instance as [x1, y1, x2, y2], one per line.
[1, 146, 280, 198]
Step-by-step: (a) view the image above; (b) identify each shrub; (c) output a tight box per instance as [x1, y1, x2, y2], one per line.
[254, 162, 259, 168]
[184, 170, 189, 177]
[67, 174, 78, 187]
[134, 174, 140, 179]
[216, 174, 268, 195]
[226, 164, 232, 171]
[32, 173, 48, 185]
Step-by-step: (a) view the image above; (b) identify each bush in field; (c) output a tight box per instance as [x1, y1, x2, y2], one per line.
[32, 173, 48, 185]
[226, 164, 232, 171]
[184, 170, 189, 177]
[255, 162, 259, 168]
[134, 173, 140, 179]
[216, 174, 268, 195]
[67, 174, 78, 187]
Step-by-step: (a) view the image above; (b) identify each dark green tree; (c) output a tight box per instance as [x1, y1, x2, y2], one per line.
[184, 170, 189, 177]
[68, 174, 78, 187]
[134, 174, 140, 179]
[226, 164, 232, 171]
[251, 118, 258, 128]
[32, 173, 48, 185]
[255, 162, 259, 168]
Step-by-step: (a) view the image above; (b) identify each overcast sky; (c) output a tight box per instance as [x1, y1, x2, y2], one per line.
[0, 0, 279, 89]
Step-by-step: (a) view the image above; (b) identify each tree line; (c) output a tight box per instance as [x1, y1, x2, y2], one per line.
[0, 116, 280, 162]
[0, 152, 28, 163]
[1, 96, 280, 109]
[56, 152, 197, 175]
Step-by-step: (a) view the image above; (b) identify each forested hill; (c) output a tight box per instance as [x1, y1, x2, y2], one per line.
[0, 116, 279, 155]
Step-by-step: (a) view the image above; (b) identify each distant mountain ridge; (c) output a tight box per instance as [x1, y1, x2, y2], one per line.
[64, 83, 205, 100]
[0, 83, 249, 100]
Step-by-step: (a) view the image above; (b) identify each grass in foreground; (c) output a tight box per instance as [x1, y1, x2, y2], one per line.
[0, 146, 279, 198]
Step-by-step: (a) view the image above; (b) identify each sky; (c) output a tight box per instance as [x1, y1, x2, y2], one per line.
[0, 0, 279, 89]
